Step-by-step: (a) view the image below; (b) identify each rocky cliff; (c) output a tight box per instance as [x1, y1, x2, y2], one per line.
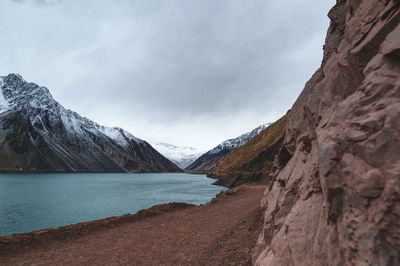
[253, 0, 400, 265]
[210, 113, 288, 188]
[0, 74, 181, 173]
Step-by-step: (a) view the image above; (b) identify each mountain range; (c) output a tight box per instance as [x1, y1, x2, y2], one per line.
[0, 74, 181, 173]
[210, 113, 288, 187]
[152, 143, 204, 169]
[0, 0, 397, 264]
[186, 122, 271, 172]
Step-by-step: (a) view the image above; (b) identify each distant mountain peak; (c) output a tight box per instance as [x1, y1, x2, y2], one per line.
[186, 122, 272, 171]
[0, 73, 55, 114]
[154, 143, 204, 169]
[0, 74, 180, 173]
[156, 142, 196, 151]
[4, 73, 23, 81]
[208, 123, 272, 155]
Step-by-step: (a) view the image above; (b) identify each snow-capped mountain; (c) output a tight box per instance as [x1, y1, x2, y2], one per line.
[208, 123, 271, 155]
[153, 143, 205, 169]
[186, 123, 271, 172]
[0, 73, 181, 173]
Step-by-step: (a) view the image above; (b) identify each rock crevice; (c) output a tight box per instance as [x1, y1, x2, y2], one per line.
[254, 1, 400, 265]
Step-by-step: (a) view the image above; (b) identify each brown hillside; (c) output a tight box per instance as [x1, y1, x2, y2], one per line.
[210, 112, 288, 187]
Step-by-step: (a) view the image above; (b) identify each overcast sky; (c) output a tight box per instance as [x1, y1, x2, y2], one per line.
[0, 0, 334, 150]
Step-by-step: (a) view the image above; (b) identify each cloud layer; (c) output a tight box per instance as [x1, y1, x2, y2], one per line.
[1, 0, 334, 149]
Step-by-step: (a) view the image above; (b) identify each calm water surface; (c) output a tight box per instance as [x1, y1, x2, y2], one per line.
[0, 173, 225, 236]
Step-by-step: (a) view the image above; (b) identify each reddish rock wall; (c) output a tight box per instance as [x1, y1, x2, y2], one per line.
[254, 0, 400, 265]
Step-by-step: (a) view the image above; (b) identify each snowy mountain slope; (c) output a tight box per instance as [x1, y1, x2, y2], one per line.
[153, 143, 205, 169]
[208, 124, 271, 155]
[186, 123, 271, 172]
[0, 73, 181, 173]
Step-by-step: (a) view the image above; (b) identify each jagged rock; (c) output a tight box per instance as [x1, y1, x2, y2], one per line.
[253, 1, 400, 265]
[0, 74, 181, 173]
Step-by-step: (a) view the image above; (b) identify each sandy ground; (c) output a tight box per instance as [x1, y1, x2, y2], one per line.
[0, 185, 265, 266]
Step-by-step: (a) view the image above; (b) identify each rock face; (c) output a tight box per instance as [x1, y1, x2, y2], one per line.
[253, 1, 400, 265]
[210, 113, 288, 188]
[0, 74, 181, 173]
[186, 123, 270, 172]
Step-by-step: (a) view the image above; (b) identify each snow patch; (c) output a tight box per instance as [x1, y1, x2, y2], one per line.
[97, 126, 144, 146]
[0, 73, 146, 154]
[61, 110, 84, 135]
[208, 122, 272, 154]
[0, 77, 9, 112]
[154, 143, 205, 169]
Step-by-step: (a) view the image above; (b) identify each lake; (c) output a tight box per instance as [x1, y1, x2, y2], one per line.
[0, 173, 225, 236]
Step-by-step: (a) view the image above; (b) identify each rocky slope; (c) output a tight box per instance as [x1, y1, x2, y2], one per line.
[210, 113, 288, 188]
[153, 143, 204, 169]
[253, 0, 400, 265]
[0, 74, 181, 173]
[186, 123, 270, 173]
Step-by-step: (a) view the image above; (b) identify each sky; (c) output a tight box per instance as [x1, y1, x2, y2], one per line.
[0, 0, 334, 151]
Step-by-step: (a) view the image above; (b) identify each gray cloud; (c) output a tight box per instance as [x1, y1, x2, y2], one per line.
[12, 0, 61, 5]
[0, 0, 334, 149]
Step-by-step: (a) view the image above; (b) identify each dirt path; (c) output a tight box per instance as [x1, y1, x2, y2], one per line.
[0, 185, 265, 265]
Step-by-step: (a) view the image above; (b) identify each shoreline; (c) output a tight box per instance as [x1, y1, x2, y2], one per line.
[0, 184, 265, 265]
[0, 172, 227, 242]
[0, 202, 194, 256]
[0, 170, 186, 174]
[0, 184, 241, 252]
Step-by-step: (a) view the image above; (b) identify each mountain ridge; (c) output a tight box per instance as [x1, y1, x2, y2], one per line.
[0, 73, 181, 173]
[153, 142, 204, 169]
[210, 113, 288, 188]
[186, 122, 271, 172]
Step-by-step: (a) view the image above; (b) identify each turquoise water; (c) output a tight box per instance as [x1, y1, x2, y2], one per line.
[0, 173, 225, 236]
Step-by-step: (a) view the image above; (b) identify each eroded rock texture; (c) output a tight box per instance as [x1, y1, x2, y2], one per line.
[253, 1, 400, 265]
